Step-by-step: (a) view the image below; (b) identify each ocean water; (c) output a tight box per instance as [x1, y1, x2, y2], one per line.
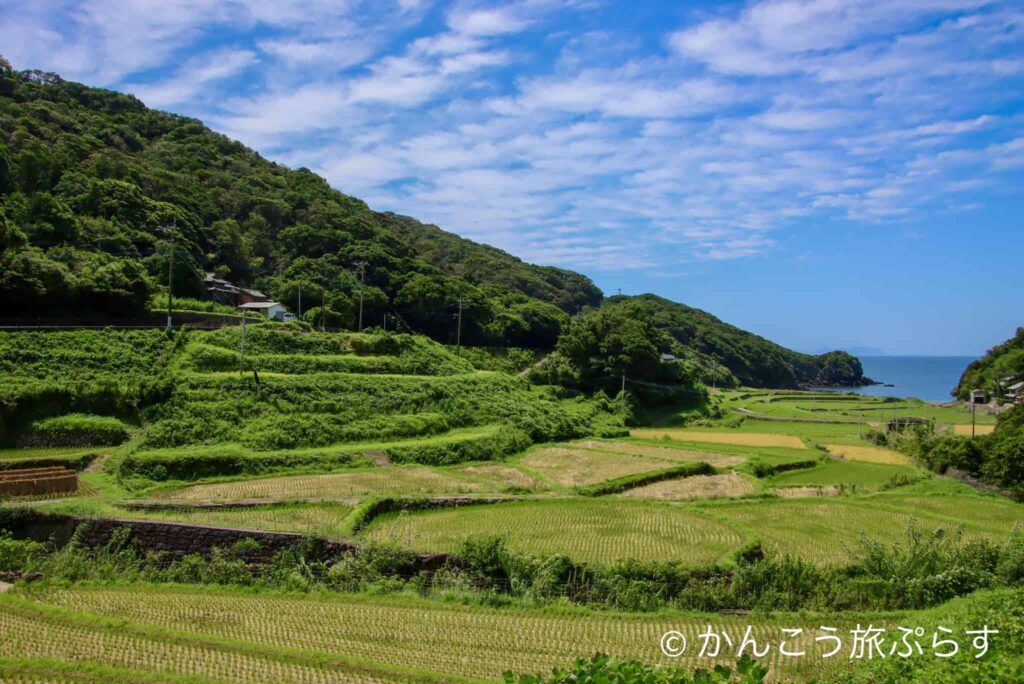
[838, 356, 978, 404]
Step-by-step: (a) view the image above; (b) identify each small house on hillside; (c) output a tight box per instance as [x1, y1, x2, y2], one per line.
[238, 301, 291, 321]
[204, 273, 271, 307]
[1008, 381, 1024, 405]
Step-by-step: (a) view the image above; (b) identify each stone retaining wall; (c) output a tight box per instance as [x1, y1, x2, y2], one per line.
[0, 511, 451, 572]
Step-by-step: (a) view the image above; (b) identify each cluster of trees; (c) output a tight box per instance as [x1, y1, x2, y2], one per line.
[541, 295, 869, 392]
[0, 60, 597, 346]
[904, 405, 1024, 500]
[954, 328, 1024, 401]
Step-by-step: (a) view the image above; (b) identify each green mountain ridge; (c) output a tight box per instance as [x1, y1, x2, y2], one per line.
[0, 60, 865, 389]
[954, 327, 1024, 401]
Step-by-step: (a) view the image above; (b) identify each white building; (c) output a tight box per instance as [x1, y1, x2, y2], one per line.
[238, 301, 290, 321]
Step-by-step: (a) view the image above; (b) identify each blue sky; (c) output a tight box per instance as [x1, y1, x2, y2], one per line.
[2, 0, 1022, 355]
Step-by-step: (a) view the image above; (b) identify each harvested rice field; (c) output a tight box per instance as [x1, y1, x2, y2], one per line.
[771, 486, 840, 498]
[12, 584, 859, 682]
[629, 429, 807, 449]
[363, 498, 746, 564]
[825, 444, 909, 464]
[574, 440, 745, 467]
[619, 473, 754, 501]
[163, 465, 511, 501]
[518, 447, 670, 487]
[117, 502, 355, 536]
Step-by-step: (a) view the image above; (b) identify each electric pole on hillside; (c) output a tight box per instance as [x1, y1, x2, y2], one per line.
[162, 218, 176, 332]
[321, 289, 326, 332]
[383, 313, 387, 333]
[355, 262, 368, 331]
[455, 295, 464, 351]
[297, 285, 302, 319]
[621, 373, 626, 410]
[239, 309, 247, 375]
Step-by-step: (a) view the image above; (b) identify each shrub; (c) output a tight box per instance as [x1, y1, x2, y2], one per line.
[17, 413, 131, 447]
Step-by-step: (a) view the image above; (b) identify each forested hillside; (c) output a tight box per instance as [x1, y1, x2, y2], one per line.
[0, 60, 596, 348]
[547, 294, 871, 390]
[0, 60, 868, 389]
[954, 327, 1024, 400]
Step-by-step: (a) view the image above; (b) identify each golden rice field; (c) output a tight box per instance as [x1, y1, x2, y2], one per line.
[164, 465, 520, 501]
[22, 584, 855, 682]
[574, 440, 745, 467]
[518, 447, 670, 487]
[620, 473, 754, 501]
[364, 499, 746, 564]
[119, 502, 355, 536]
[771, 486, 840, 498]
[714, 499, 1012, 565]
[629, 430, 807, 449]
[453, 463, 545, 490]
[953, 424, 996, 436]
[824, 444, 909, 464]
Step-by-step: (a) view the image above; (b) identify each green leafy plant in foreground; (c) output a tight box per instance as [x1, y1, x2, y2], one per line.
[504, 653, 769, 684]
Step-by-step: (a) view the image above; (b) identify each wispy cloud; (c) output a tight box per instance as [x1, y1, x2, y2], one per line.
[1, 0, 1022, 270]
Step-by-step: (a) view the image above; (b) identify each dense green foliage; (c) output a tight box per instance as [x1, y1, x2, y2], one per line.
[0, 329, 176, 445]
[505, 654, 768, 684]
[0, 60, 596, 348]
[954, 327, 1024, 400]
[834, 588, 1024, 684]
[903, 405, 1024, 499]
[0, 326, 625, 472]
[17, 413, 130, 447]
[552, 295, 870, 391]
[1, 516, 1019, 616]
[0, 62, 871, 391]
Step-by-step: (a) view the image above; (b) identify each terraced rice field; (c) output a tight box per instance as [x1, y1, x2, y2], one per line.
[364, 499, 746, 564]
[518, 447, 670, 487]
[953, 424, 996, 436]
[714, 499, 1010, 564]
[620, 473, 754, 501]
[164, 466, 515, 501]
[21, 584, 853, 682]
[0, 595, 408, 683]
[574, 440, 745, 467]
[450, 463, 545, 490]
[771, 486, 840, 498]
[767, 459, 920, 491]
[825, 444, 909, 464]
[119, 502, 355, 536]
[630, 430, 807, 449]
[871, 494, 1024, 530]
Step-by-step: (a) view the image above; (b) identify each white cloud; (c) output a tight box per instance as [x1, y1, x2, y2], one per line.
[1, 0, 1021, 270]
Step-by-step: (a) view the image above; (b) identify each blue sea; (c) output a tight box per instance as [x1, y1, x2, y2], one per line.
[831, 356, 977, 404]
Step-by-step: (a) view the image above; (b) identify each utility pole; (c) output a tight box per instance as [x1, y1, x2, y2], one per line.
[164, 218, 176, 332]
[297, 285, 302, 319]
[355, 262, 367, 331]
[972, 393, 977, 438]
[621, 373, 626, 410]
[321, 289, 326, 332]
[239, 309, 247, 375]
[383, 313, 387, 333]
[455, 295, 464, 350]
